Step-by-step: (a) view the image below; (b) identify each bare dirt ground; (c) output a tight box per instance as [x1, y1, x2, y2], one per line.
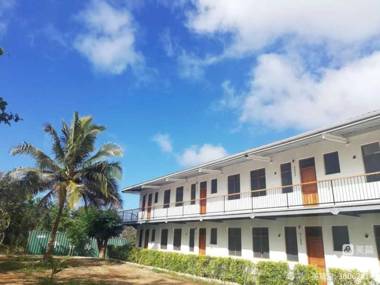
[0, 255, 208, 285]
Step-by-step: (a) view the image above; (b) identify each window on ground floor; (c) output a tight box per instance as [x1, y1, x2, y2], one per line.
[228, 228, 241, 256]
[173, 229, 182, 250]
[332, 226, 349, 251]
[189, 228, 195, 252]
[210, 228, 217, 245]
[138, 229, 143, 247]
[151, 229, 156, 242]
[285, 227, 298, 261]
[161, 229, 168, 249]
[253, 227, 269, 258]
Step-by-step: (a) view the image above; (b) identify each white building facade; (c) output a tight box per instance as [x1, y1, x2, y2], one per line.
[122, 112, 380, 282]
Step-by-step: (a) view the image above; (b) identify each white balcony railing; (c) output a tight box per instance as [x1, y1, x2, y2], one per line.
[120, 172, 380, 224]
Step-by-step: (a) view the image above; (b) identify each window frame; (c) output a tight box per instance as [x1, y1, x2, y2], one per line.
[252, 227, 270, 259]
[361, 142, 380, 182]
[280, 162, 293, 193]
[228, 228, 242, 256]
[332, 226, 350, 252]
[151, 229, 156, 242]
[175, 186, 184, 207]
[323, 151, 341, 175]
[191, 184, 196, 205]
[160, 229, 168, 249]
[189, 228, 195, 252]
[154, 192, 158, 203]
[228, 174, 241, 200]
[210, 228, 217, 245]
[211, 179, 218, 194]
[173, 228, 182, 251]
[284, 226, 298, 261]
[251, 168, 266, 197]
[163, 189, 171, 208]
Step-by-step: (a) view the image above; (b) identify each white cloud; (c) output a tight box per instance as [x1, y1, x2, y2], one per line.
[0, 0, 15, 37]
[221, 52, 380, 130]
[177, 144, 228, 167]
[188, 0, 380, 56]
[153, 133, 173, 153]
[74, 0, 142, 74]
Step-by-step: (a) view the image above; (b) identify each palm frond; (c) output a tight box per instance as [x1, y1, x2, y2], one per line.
[44, 124, 65, 163]
[86, 143, 123, 164]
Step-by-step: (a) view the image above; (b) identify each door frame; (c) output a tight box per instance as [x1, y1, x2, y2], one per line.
[200, 182, 207, 215]
[305, 226, 326, 284]
[299, 157, 319, 205]
[199, 228, 206, 256]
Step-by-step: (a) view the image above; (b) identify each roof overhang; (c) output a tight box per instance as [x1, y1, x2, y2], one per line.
[123, 110, 380, 193]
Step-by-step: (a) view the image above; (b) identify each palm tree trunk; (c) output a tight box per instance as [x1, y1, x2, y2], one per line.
[97, 239, 108, 259]
[44, 191, 65, 261]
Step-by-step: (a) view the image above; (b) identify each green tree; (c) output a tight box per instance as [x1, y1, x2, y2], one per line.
[86, 207, 123, 258]
[11, 112, 123, 260]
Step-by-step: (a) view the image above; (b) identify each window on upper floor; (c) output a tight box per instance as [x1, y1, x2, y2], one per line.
[252, 227, 269, 258]
[332, 226, 349, 251]
[210, 228, 217, 245]
[176, 186, 184, 207]
[161, 229, 168, 249]
[324, 151, 341, 175]
[251, 168, 266, 197]
[362, 142, 380, 182]
[281, 163, 293, 193]
[191, 184, 196, 205]
[211, 179, 218, 194]
[154, 192, 158, 203]
[173, 229, 182, 250]
[228, 174, 240, 200]
[228, 228, 241, 256]
[163, 190, 170, 208]
[141, 195, 146, 211]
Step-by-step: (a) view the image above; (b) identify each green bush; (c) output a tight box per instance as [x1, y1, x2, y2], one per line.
[256, 261, 290, 285]
[329, 268, 375, 285]
[293, 264, 320, 285]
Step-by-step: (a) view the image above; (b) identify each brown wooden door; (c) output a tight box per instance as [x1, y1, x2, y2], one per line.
[200, 182, 207, 215]
[305, 227, 326, 285]
[199, 228, 206, 256]
[147, 193, 152, 219]
[144, 229, 149, 248]
[300, 158, 319, 205]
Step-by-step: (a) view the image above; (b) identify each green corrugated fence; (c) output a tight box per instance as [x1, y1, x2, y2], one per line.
[26, 230, 128, 257]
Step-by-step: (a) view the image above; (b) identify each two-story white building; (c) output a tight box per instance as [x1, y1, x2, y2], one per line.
[122, 111, 380, 281]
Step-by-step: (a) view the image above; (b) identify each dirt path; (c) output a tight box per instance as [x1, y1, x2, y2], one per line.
[0, 256, 207, 285]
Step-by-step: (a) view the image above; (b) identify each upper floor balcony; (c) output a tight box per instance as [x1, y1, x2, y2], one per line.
[120, 171, 380, 224]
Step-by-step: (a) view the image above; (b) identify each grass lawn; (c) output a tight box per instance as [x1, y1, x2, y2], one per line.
[0, 255, 213, 285]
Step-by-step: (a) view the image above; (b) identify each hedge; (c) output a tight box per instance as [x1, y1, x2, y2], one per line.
[108, 246, 376, 285]
[329, 268, 375, 285]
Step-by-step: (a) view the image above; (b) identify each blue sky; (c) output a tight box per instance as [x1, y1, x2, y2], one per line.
[1, 0, 380, 209]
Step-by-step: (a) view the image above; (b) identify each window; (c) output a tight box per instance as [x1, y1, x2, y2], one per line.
[228, 174, 240, 200]
[281, 163, 293, 193]
[144, 229, 149, 248]
[285, 227, 298, 261]
[362, 143, 380, 182]
[151, 229, 156, 242]
[210, 228, 217, 245]
[161, 229, 168, 249]
[324, 152, 341, 175]
[163, 190, 170, 208]
[191, 184, 196, 205]
[189, 228, 195, 251]
[154, 192, 158, 203]
[173, 229, 182, 250]
[138, 229, 143, 247]
[211, 179, 218, 194]
[141, 195, 146, 211]
[373, 226, 380, 260]
[252, 228, 269, 258]
[332, 226, 349, 251]
[228, 228, 241, 256]
[251, 168, 266, 197]
[176, 187, 184, 207]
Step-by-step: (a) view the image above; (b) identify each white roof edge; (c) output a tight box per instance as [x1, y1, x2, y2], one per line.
[123, 110, 380, 192]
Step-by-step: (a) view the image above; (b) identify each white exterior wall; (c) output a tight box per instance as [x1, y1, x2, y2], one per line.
[138, 213, 380, 282]
[138, 129, 380, 218]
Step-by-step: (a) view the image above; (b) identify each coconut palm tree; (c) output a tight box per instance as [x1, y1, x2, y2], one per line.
[11, 112, 123, 260]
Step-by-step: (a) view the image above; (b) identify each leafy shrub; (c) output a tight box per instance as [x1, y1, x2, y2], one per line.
[329, 268, 375, 285]
[293, 264, 320, 285]
[256, 261, 290, 285]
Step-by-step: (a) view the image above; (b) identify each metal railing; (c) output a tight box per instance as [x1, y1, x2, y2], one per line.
[120, 172, 380, 224]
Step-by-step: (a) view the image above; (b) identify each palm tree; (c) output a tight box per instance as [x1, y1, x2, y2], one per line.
[11, 112, 123, 260]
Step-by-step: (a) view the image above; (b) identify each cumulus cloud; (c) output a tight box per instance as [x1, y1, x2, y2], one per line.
[188, 0, 380, 56]
[74, 0, 142, 74]
[152, 133, 173, 153]
[177, 144, 228, 167]
[220, 52, 380, 130]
